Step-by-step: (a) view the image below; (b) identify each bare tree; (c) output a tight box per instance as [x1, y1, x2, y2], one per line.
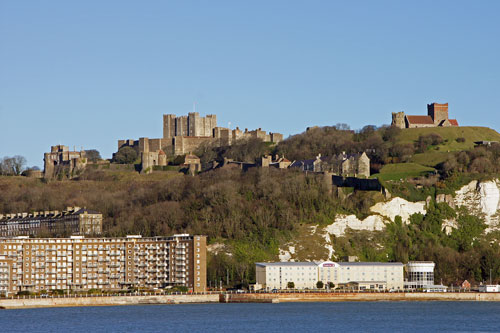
[12, 155, 27, 175]
[0, 155, 28, 175]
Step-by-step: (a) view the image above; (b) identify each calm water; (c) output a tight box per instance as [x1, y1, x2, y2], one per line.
[1, 302, 499, 332]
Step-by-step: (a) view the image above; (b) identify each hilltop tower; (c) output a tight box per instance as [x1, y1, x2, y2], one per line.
[391, 112, 406, 129]
[427, 103, 449, 125]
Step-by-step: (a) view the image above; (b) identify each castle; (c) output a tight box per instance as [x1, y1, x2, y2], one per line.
[392, 103, 459, 129]
[118, 112, 283, 173]
[44, 145, 88, 179]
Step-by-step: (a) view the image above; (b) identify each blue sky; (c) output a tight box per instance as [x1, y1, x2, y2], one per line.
[1, 1, 499, 167]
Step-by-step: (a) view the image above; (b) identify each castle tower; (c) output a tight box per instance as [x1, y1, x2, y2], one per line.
[188, 112, 200, 136]
[175, 116, 188, 136]
[163, 114, 176, 139]
[391, 112, 406, 129]
[138, 137, 150, 153]
[427, 103, 449, 125]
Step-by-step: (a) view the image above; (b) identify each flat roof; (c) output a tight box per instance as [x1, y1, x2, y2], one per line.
[338, 262, 403, 266]
[256, 261, 403, 267]
[256, 262, 318, 267]
[342, 281, 388, 284]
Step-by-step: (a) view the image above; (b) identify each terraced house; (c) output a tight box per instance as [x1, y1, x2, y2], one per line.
[0, 234, 206, 296]
[0, 207, 102, 237]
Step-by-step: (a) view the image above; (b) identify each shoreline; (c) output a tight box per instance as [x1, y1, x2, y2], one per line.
[1, 292, 500, 309]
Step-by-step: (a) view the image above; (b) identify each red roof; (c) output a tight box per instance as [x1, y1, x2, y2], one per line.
[406, 115, 434, 125]
[449, 119, 459, 126]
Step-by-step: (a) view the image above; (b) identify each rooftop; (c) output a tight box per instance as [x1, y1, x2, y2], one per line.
[405, 115, 434, 125]
[256, 262, 318, 267]
[256, 261, 403, 267]
[338, 262, 403, 266]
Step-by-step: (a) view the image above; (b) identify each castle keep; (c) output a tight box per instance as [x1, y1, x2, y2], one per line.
[118, 112, 283, 173]
[44, 145, 87, 179]
[392, 103, 459, 129]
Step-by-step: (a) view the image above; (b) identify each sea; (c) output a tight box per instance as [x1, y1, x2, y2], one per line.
[1, 301, 499, 332]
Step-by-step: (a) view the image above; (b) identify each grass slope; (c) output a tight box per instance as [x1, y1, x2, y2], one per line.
[397, 126, 500, 151]
[396, 126, 500, 168]
[374, 163, 435, 181]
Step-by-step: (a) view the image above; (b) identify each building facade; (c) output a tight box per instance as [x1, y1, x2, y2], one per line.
[0, 207, 102, 237]
[290, 152, 370, 178]
[255, 261, 404, 291]
[404, 261, 435, 289]
[0, 234, 206, 295]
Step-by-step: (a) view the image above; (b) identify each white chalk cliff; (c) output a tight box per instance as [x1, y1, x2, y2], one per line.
[453, 179, 500, 231]
[277, 181, 500, 262]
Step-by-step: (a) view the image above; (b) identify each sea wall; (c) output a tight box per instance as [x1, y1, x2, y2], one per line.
[2, 292, 499, 309]
[223, 292, 500, 303]
[0, 294, 219, 309]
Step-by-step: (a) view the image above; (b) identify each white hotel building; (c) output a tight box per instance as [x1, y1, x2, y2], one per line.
[255, 261, 404, 291]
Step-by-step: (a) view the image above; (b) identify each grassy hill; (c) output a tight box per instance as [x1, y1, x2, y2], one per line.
[397, 126, 500, 151]
[372, 126, 500, 179]
[374, 163, 436, 181]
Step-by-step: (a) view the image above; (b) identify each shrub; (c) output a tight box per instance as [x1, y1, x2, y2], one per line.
[287, 281, 295, 289]
[316, 281, 324, 289]
[113, 147, 138, 164]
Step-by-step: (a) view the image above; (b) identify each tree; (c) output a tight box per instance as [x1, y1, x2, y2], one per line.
[113, 147, 138, 164]
[327, 282, 335, 289]
[0, 155, 26, 175]
[316, 281, 324, 289]
[85, 149, 102, 162]
[287, 281, 295, 289]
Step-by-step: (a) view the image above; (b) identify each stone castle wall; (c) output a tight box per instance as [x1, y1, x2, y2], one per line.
[174, 136, 214, 156]
[44, 145, 87, 179]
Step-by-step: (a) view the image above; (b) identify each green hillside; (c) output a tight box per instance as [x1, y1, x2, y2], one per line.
[375, 163, 435, 181]
[397, 126, 500, 151]
[376, 126, 500, 177]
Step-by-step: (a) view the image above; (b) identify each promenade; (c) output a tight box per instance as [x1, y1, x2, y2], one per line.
[1, 291, 500, 309]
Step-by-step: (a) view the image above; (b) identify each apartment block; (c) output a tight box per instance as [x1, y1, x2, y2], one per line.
[0, 207, 102, 237]
[0, 234, 207, 295]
